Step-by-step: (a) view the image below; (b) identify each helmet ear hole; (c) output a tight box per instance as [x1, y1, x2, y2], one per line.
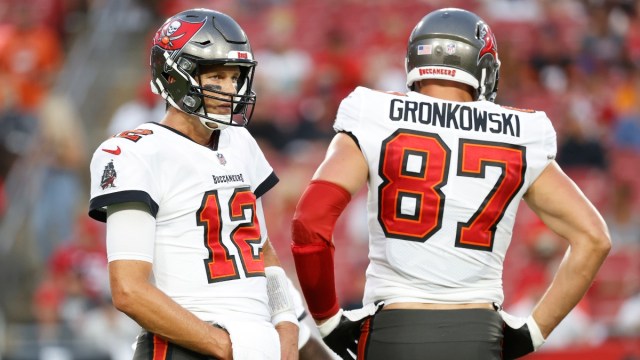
[177, 58, 195, 73]
[182, 95, 201, 111]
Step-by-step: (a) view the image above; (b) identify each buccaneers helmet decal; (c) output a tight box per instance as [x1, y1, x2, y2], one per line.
[478, 24, 498, 63]
[153, 18, 206, 51]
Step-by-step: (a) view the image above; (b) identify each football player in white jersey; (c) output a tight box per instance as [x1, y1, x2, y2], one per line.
[290, 8, 611, 360]
[89, 9, 300, 360]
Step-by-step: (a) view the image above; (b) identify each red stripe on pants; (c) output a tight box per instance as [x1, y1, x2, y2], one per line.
[358, 318, 372, 359]
[153, 334, 169, 360]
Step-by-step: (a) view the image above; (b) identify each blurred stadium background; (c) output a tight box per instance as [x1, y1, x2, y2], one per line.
[0, 0, 639, 359]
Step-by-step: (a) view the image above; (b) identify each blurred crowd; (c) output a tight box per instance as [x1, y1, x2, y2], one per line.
[0, 0, 639, 359]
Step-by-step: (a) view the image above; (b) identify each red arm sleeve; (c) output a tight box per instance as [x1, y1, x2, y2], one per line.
[290, 180, 351, 320]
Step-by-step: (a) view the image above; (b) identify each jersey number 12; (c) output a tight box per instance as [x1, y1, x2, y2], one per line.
[197, 187, 265, 283]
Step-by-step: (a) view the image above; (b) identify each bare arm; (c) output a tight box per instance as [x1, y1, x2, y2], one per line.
[109, 260, 232, 359]
[106, 204, 231, 358]
[311, 132, 369, 195]
[263, 237, 283, 268]
[523, 161, 611, 338]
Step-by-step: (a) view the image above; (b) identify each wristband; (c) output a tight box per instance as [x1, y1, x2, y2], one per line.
[265, 266, 298, 326]
[317, 309, 343, 337]
[526, 315, 546, 350]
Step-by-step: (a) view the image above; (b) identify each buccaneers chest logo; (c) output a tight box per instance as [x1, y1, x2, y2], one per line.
[100, 160, 117, 190]
[153, 18, 206, 50]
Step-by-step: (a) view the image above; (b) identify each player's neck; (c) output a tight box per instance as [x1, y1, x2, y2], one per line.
[161, 108, 213, 146]
[417, 80, 474, 102]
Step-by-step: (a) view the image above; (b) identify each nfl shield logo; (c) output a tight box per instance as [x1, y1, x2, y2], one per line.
[217, 153, 227, 165]
[446, 43, 456, 55]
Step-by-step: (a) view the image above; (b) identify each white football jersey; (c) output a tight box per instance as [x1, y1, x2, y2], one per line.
[334, 87, 557, 306]
[89, 122, 278, 323]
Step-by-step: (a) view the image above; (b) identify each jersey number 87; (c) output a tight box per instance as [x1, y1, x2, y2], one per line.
[378, 129, 526, 252]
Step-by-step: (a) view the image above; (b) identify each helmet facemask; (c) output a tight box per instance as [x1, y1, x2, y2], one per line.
[179, 57, 256, 129]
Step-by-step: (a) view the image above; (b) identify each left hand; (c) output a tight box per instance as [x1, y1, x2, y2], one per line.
[317, 302, 384, 360]
[498, 309, 546, 359]
[276, 321, 299, 360]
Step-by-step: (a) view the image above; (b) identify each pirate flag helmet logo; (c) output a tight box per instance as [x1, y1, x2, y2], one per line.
[478, 23, 498, 63]
[153, 17, 206, 51]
